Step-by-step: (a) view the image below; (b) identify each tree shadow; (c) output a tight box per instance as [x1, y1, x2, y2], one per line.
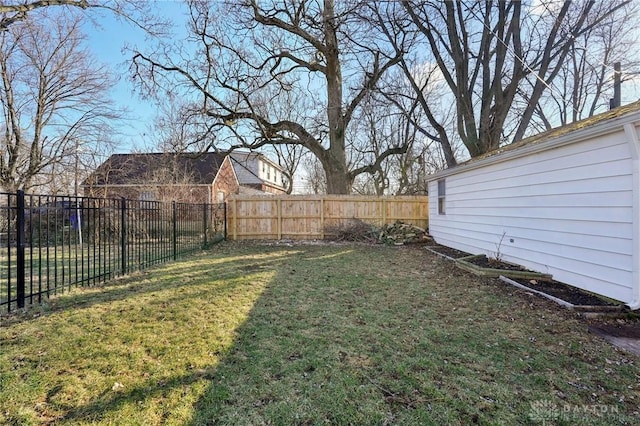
[43, 244, 365, 425]
[44, 243, 640, 425]
[185, 245, 398, 425]
[37, 244, 307, 424]
[1, 244, 298, 326]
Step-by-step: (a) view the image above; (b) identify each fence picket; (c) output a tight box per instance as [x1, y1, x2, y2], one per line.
[16, 190, 25, 308]
[226, 194, 429, 240]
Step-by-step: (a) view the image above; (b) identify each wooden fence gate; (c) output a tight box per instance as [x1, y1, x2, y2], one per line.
[226, 195, 428, 240]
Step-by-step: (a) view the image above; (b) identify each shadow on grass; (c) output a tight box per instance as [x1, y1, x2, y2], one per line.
[1, 245, 297, 326]
[51, 244, 365, 425]
[38, 244, 305, 424]
[185, 245, 440, 425]
[186, 245, 640, 425]
[5, 244, 639, 425]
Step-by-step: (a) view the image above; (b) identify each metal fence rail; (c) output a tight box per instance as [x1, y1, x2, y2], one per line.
[0, 191, 226, 313]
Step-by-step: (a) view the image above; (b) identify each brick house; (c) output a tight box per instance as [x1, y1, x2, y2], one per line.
[84, 151, 287, 203]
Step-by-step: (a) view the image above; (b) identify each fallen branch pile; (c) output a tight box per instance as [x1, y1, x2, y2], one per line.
[378, 222, 430, 245]
[324, 218, 378, 243]
[324, 219, 430, 245]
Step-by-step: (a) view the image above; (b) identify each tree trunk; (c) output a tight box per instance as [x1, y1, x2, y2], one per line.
[323, 157, 351, 194]
[322, 0, 350, 195]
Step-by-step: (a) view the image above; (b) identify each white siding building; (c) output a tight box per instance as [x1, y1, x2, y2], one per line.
[428, 102, 640, 307]
[229, 152, 288, 194]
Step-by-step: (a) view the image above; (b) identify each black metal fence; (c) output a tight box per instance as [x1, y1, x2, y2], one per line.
[0, 190, 226, 313]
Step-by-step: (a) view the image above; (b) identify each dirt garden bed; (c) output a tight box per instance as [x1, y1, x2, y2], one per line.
[456, 254, 554, 281]
[504, 276, 623, 310]
[427, 243, 622, 310]
[425, 244, 472, 260]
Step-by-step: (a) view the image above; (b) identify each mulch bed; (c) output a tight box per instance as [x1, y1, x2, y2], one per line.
[463, 255, 528, 272]
[427, 242, 623, 308]
[510, 277, 619, 307]
[426, 244, 471, 259]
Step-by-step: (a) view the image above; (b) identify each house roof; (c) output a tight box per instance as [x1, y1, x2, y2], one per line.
[229, 152, 264, 186]
[430, 101, 640, 180]
[85, 152, 228, 186]
[230, 151, 286, 189]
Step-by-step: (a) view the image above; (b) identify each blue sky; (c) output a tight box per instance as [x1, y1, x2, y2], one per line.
[81, 1, 190, 152]
[79, 1, 640, 157]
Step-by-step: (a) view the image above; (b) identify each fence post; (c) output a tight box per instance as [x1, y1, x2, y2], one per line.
[382, 198, 387, 225]
[320, 197, 325, 240]
[223, 202, 227, 241]
[172, 201, 177, 261]
[120, 197, 127, 275]
[16, 190, 25, 308]
[203, 203, 208, 249]
[232, 198, 237, 240]
[277, 198, 282, 240]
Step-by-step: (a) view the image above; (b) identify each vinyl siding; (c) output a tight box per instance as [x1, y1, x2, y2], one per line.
[429, 130, 635, 303]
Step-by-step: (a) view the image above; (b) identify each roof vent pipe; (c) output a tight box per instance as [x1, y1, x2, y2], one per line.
[610, 62, 622, 109]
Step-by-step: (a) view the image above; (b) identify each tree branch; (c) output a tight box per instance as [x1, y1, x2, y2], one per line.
[349, 143, 409, 179]
[250, 0, 326, 54]
[0, 1, 90, 30]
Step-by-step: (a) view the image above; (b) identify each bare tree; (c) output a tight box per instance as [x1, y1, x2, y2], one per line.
[150, 101, 207, 154]
[0, 0, 164, 34]
[347, 93, 403, 195]
[82, 153, 134, 198]
[301, 154, 327, 195]
[530, 2, 640, 130]
[376, 1, 631, 166]
[349, 87, 453, 195]
[138, 154, 199, 203]
[132, 0, 408, 194]
[34, 129, 116, 195]
[269, 144, 301, 194]
[0, 0, 90, 30]
[0, 11, 121, 192]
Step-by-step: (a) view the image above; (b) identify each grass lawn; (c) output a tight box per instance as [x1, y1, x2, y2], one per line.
[1, 242, 639, 425]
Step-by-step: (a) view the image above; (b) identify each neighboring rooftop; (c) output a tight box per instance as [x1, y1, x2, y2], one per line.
[229, 152, 263, 186]
[85, 152, 227, 186]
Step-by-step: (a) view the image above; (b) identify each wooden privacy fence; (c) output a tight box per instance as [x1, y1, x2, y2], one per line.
[227, 194, 429, 240]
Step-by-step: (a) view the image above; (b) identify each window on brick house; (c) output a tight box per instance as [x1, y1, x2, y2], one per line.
[140, 191, 156, 202]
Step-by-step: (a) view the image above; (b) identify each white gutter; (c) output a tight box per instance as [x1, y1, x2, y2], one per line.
[429, 109, 640, 181]
[625, 123, 640, 309]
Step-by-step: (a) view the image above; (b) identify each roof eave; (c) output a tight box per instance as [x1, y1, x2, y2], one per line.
[428, 109, 640, 181]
